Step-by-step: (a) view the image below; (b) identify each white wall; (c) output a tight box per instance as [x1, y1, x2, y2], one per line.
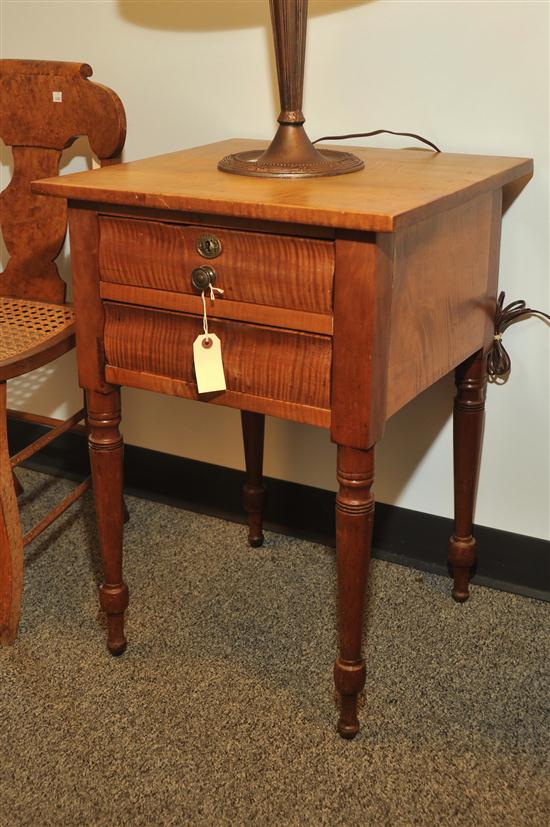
[1, 0, 548, 539]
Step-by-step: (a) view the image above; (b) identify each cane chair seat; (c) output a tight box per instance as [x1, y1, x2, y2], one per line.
[0, 297, 75, 380]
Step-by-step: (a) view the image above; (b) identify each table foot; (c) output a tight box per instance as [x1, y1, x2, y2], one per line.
[337, 707, 360, 739]
[449, 535, 476, 602]
[334, 656, 365, 739]
[247, 532, 264, 548]
[100, 582, 129, 654]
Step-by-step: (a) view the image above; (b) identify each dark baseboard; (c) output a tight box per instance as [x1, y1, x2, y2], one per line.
[8, 416, 549, 603]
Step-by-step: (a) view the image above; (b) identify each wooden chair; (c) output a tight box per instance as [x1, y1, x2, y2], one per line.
[0, 60, 126, 644]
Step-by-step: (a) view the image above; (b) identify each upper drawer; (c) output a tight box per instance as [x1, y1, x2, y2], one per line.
[98, 216, 335, 314]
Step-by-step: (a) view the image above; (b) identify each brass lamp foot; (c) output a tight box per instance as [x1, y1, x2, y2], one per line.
[219, 125, 364, 179]
[218, 147, 364, 179]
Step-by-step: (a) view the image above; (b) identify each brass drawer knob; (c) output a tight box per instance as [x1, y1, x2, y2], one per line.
[191, 265, 217, 292]
[196, 233, 222, 259]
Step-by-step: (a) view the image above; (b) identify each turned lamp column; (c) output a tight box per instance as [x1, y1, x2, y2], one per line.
[218, 0, 363, 178]
[257, 0, 324, 170]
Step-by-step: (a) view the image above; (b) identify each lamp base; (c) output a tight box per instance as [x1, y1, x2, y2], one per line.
[218, 123, 364, 179]
[218, 147, 364, 179]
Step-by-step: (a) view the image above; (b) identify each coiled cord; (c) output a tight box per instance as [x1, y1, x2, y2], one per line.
[488, 291, 550, 381]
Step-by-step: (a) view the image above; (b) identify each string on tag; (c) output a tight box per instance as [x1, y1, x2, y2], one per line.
[200, 284, 224, 345]
[193, 281, 227, 394]
[209, 283, 223, 302]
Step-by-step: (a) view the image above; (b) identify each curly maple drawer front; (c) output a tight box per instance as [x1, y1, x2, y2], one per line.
[98, 216, 334, 315]
[103, 302, 332, 425]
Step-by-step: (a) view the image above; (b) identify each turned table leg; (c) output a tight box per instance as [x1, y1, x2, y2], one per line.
[241, 410, 266, 548]
[333, 445, 375, 738]
[86, 389, 128, 654]
[448, 350, 487, 602]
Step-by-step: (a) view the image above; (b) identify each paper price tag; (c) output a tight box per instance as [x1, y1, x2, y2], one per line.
[193, 333, 226, 394]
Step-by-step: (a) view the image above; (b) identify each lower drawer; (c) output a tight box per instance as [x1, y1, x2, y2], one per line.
[103, 303, 332, 425]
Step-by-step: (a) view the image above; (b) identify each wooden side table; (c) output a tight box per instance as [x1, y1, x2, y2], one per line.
[34, 140, 532, 737]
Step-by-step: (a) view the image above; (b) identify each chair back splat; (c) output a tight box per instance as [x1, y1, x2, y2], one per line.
[0, 60, 126, 646]
[0, 59, 126, 304]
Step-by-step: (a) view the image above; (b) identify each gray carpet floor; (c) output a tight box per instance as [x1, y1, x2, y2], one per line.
[1, 469, 549, 827]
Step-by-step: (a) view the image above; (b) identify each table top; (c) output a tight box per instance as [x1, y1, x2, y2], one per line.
[33, 139, 532, 233]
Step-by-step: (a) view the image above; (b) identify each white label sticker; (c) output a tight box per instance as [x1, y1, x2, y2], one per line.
[193, 333, 226, 394]
[52, 91, 62, 102]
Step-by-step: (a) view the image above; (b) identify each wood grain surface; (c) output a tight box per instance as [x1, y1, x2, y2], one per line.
[98, 215, 334, 313]
[331, 232, 393, 449]
[104, 366, 330, 428]
[0, 60, 127, 645]
[99, 283, 333, 335]
[1, 59, 126, 304]
[67, 206, 113, 393]
[385, 191, 499, 416]
[33, 139, 532, 233]
[56, 134, 534, 738]
[103, 302, 332, 414]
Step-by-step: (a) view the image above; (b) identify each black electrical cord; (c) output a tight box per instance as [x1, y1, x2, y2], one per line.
[488, 291, 550, 380]
[313, 129, 441, 153]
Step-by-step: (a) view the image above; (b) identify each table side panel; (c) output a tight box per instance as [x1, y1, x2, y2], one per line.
[386, 189, 500, 417]
[482, 189, 503, 350]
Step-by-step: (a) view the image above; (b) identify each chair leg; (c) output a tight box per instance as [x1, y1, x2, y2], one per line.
[448, 350, 487, 602]
[241, 411, 266, 547]
[0, 382, 24, 644]
[12, 470, 23, 497]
